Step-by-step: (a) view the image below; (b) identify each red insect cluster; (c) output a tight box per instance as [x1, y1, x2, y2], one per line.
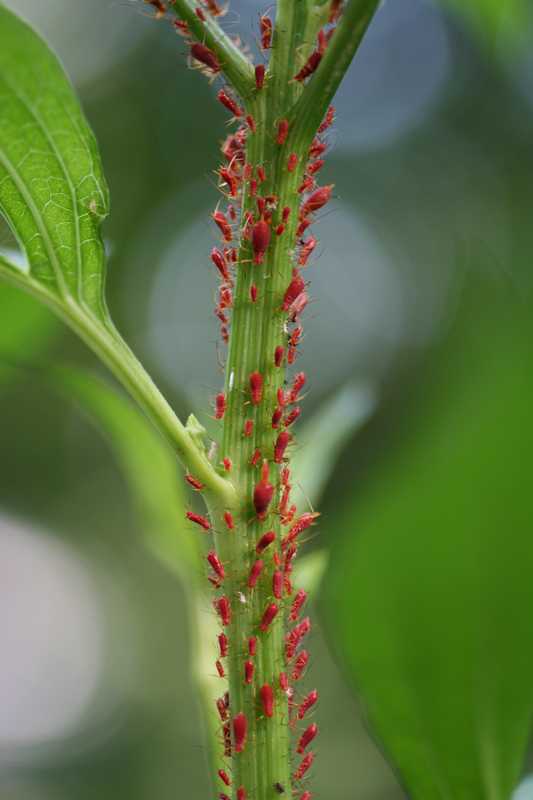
[168, 3, 346, 795]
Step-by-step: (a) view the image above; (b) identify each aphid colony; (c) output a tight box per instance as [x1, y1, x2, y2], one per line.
[143, 0, 345, 797]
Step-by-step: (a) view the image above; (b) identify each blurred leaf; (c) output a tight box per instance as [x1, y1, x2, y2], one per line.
[442, 0, 530, 51]
[292, 382, 375, 512]
[323, 281, 533, 799]
[293, 549, 329, 597]
[0, 283, 59, 385]
[55, 369, 200, 579]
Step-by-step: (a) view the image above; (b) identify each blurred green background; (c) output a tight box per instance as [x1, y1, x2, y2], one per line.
[1, 1, 533, 798]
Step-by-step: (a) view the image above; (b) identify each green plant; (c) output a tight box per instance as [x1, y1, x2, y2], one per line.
[0, 2, 378, 797]
[2, 3, 533, 800]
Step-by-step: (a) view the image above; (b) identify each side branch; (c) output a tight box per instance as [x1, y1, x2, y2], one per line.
[290, 0, 380, 141]
[171, 0, 255, 98]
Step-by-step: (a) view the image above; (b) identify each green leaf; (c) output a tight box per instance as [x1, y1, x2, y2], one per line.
[0, 5, 109, 317]
[323, 282, 533, 799]
[55, 368, 201, 580]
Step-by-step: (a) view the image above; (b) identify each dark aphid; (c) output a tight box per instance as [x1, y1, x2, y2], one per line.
[190, 42, 221, 74]
[274, 783, 285, 794]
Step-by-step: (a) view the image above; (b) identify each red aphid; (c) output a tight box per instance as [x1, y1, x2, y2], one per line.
[233, 712, 247, 753]
[279, 485, 291, 517]
[294, 49, 322, 82]
[260, 15, 272, 49]
[290, 588, 308, 620]
[292, 649, 309, 682]
[215, 595, 231, 626]
[274, 346, 285, 367]
[211, 247, 230, 281]
[257, 165, 267, 183]
[307, 159, 325, 176]
[215, 391, 226, 420]
[289, 327, 304, 347]
[260, 602, 279, 632]
[282, 270, 305, 311]
[256, 530, 276, 554]
[253, 462, 274, 519]
[300, 184, 333, 217]
[250, 448, 262, 467]
[219, 286, 233, 308]
[274, 431, 292, 463]
[204, 0, 223, 14]
[223, 721, 232, 756]
[309, 139, 327, 158]
[250, 283, 258, 303]
[224, 511, 234, 530]
[279, 672, 289, 692]
[185, 473, 204, 491]
[173, 19, 190, 36]
[260, 684, 274, 718]
[216, 659, 225, 678]
[287, 346, 296, 365]
[243, 419, 254, 437]
[298, 689, 318, 720]
[212, 211, 233, 242]
[299, 236, 317, 266]
[223, 457, 232, 472]
[248, 636, 257, 656]
[275, 223, 285, 236]
[297, 218, 311, 237]
[190, 42, 220, 73]
[276, 119, 289, 145]
[277, 387, 288, 407]
[145, 0, 167, 17]
[246, 114, 256, 133]
[290, 371, 307, 400]
[318, 105, 335, 133]
[255, 64, 265, 89]
[248, 559, 264, 588]
[244, 660, 255, 684]
[186, 511, 211, 531]
[329, 0, 343, 22]
[284, 406, 301, 427]
[237, 789, 247, 800]
[218, 769, 231, 787]
[195, 6, 207, 21]
[218, 632, 228, 658]
[249, 371, 264, 405]
[208, 550, 225, 580]
[298, 177, 315, 195]
[298, 723, 318, 754]
[287, 153, 299, 172]
[286, 617, 311, 659]
[272, 570, 284, 599]
[219, 168, 239, 198]
[300, 793, 312, 800]
[287, 512, 319, 543]
[294, 752, 315, 782]
[251, 220, 271, 264]
[216, 696, 228, 720]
